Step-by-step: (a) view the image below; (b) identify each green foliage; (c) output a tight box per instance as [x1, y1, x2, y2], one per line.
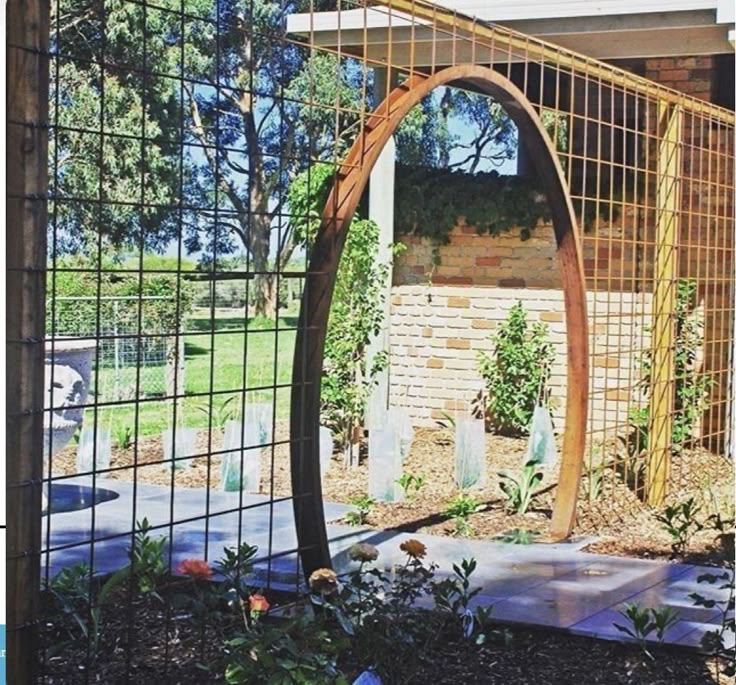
[113, 423, 133, 450]
[498, 460, 544, 515]
[613, 603, 680, 659]
[130, 518, 167, 596]
[394, 165, 549, 259]
[46, 519, 168, 655]
[691, 569, 735, 677]
[214, 542, 259, 604]
[396, 472, 426, 497]
[477, 302, 555, 436]
[195, 395, 240, 430]
[225, 614, 349, 684]
[48, 255, 194, 337]
[653, 497, 704, 557]
[492, 528, 540, 545]
[445, 494, 482, 536]
[621, 280, 713, 484]
[223, 541, 498, 683]
[345, 495, 376, 527]
[289, 165, 399, 450]
[584, 452, 612, 503]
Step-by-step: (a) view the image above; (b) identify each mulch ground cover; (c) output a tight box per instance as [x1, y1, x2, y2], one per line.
[54, 424, 735, 565]
[39, 587, 732, 684]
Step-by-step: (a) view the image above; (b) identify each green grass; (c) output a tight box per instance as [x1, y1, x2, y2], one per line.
[86, 307, 298, 439]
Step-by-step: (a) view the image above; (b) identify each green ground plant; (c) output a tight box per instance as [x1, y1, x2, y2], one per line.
[396, 472, 426, 498]
[653, 497, 704, 557]
[345, 495, 376, 527]
[691, 568, 735, 678]
[477, 302, 555, 436]
[47, 519, 167, 656]
[498, 460, 544, 514]
[113, 423, 133, 450]
[613, 603, 680, 659]
[445, 494, 482, 536]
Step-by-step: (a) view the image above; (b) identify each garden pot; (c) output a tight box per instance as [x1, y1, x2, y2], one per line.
[454, 418, 486, 490]
[44, 339, 97, 457]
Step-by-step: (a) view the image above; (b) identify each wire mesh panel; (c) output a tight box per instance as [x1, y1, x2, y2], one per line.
[7, 0, 735, 681]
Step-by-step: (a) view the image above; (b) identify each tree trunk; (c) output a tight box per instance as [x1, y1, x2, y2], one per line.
[253, 272, 277, 319]
[249, 212, 278, 319]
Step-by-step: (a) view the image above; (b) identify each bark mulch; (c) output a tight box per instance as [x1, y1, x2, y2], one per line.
[53, 424, 734, 565]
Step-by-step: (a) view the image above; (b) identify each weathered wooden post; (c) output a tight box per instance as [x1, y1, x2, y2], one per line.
[7, 0, 50, 681]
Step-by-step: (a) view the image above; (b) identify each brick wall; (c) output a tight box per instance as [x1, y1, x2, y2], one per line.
[394, 218, 649, 293]
[388, 284, 651, 434]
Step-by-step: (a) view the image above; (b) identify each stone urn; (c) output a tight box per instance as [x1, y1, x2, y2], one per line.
[44, 339, 97, 457]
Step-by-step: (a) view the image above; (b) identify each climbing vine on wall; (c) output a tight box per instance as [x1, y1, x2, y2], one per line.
[393, 164, 550, 250]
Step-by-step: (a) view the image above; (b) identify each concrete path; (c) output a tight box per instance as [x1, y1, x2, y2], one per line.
[44, 477, 733, 651]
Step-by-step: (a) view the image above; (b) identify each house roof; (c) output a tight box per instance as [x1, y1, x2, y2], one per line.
[287, 0, 735, 60]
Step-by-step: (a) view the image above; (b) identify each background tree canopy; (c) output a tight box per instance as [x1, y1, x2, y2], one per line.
[52, 0, 518, 317]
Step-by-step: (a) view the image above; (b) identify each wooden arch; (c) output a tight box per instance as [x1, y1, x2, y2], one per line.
[290, 64, 589, 575]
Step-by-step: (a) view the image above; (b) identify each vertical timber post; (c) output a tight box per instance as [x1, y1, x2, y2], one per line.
[365, 138, 396, 429]
[646, 103, 682, 506]
[7, 0, 50, 682]
[366, 66, 397, 431]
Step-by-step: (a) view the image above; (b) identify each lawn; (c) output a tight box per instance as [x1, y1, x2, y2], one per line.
[85, 306, 298, 439]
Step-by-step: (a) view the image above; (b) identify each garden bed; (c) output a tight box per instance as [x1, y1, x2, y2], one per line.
[39, 578, 729, 685]
[53, 425, 733, 566]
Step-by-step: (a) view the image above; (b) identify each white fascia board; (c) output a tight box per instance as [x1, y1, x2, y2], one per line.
[717, 0, 735, 24]
[287, 0, 721, 36]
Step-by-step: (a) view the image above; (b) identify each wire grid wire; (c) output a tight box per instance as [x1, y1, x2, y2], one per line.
[7, 0, 735, 680]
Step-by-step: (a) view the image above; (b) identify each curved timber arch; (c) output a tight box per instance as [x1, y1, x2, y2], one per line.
[290, 64, 589, 575]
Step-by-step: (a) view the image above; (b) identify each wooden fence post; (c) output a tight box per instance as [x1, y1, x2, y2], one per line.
[7, 0, 51, 681]
[646, 103, 682, 506]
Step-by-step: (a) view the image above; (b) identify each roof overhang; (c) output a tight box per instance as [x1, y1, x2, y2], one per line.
[287, 1, 735, 62]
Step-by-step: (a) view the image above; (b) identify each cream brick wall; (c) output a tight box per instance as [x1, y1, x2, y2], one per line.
[388, 284, 652, 434]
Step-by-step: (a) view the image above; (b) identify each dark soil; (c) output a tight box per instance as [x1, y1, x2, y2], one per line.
[39, 588, 733, 685]
[53, 425, 734, 565]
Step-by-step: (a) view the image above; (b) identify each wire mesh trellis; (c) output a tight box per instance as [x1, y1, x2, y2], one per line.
[6, 0, 735, 681]
[51, 295, 181, 400]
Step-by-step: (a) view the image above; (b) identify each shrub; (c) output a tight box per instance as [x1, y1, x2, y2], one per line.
[48, 255, 194, 337]
[477, 302, 555, 436]
[289, 164, 400, 453]
[620, 280, 713, 492]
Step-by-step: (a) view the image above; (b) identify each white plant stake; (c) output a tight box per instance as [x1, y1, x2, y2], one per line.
[162, 427, 198, 471]
[368, 425, 403, 502]
[76, 426, 112, 473]
[393, 407, 415, 462]
[319, 426, 333, 481]
[245, 402, 272, 446]
[525, 361, 557, 466]
[454, 418, 486, 490]
[525, 405, 557, 466]
[221, 420, 261, 492]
